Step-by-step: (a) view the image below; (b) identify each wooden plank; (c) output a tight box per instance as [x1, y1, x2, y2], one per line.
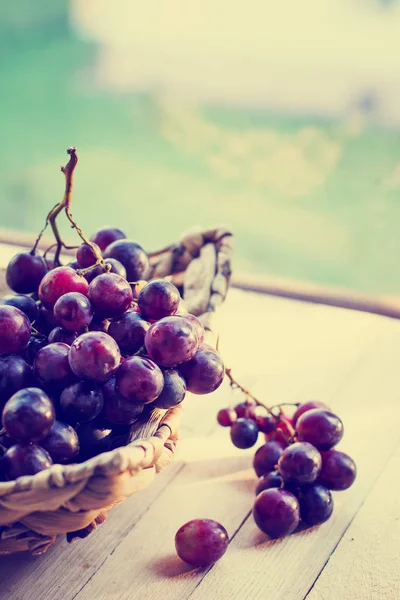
[188, 328, 400, 600]
[305, 452, 400, 600]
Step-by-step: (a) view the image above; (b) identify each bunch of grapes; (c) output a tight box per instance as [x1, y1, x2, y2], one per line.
[217, 397, 357, 539]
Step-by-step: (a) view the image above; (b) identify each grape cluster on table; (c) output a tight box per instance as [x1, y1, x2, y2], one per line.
[0, 227, 225, 481]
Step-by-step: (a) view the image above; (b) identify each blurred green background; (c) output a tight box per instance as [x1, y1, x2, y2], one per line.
[1, 1, 400, 294]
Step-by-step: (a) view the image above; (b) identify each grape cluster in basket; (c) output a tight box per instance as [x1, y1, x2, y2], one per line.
[218, 397, 357, 539]
[0, 224, 224, 482]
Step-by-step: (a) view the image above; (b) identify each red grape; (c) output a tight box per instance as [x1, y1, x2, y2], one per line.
[318, 449, 357, 490]
[178, 314, 205, 345]
[217, 407, 237, 427]
[256, 471, 283, 495]
[102, 376, 144, 425]
[103, 240, 149, 281]
[278, 442, 322, 484]
[54, 292, 93, 331]
[145, 316, 198, 367]
[296, 409, 343, 451]
[230, 418, 259, 449]
[76, 242, 100, 268]
[108, 311, 150, 354]
[116, 356, 164, 404]
[0, 355, 33, 406]
[34, 342, 75, 387]
[137, 280, 180, 320]
[253, 488, 300, 538]
[234, 400, 256, 418]
[292, 401, 330, 425]
[48, 327, 78, 345]
[3, 444, 52, 479]
[6, 252, 47, 293]
[153, 369, 186, 409]
[84, 258, 127, 283]
[90, 227, 126, 252]
[41, 420, 79, 463]
[253, 441, 284, 477]
[60, 381, 104, 423]
[175, 519, 229, 567]
[248, 405, 276, 434]
[179, 349, 224, 394]
[88, 273, 133, 318]
[0, 305, 31, 355]
[68, 332, 121, 382]
[1, 294, 38, 322]
[298, 484, 334, 526]
[265, 429, 289, 448]
[2, 387, 55, 442]
[39, 266, 89, 309]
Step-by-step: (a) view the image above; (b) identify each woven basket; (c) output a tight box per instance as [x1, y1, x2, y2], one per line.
[0, 226, 233, 555]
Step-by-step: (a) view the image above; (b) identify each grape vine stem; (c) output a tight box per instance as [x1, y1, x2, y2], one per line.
[224, 367, 275, 416]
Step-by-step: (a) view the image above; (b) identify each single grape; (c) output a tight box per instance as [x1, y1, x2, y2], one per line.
[60, 381, 104, 423]
[88, 273, 133, 319]
[253, 441, 284, 477]
[217, 407, 237, 427]
[318, 449, 357, 491]
[175, 519, 229, 567]
[248, 405, 276, 434]
[68, 332, 121, 382]
[35, 305, 60, 335]
[103, 240, 150, 281]
[6, 252, 47, 294]
[0, 355, 33, 407]
[278, 442, 322, 484]
[298, 483, 334, 526]
[76, 242, 101, 268]
[1, 294, 38, 323]
[137, 280, 180, 320]
[2, 387, 55, 442]
[102, 376, 144, 425]
[0, 306, 31, 355]
[253, 488, 300, 538]
[89, 318, 110, 333]
[292, 401, 330, 425]
[255, 471, 283, 495]
[145, 316, 198, 367]
[84, 258, 127, 283]
[296, 409, 343, 451]
[108, 311, 150, 354]
[230, 418, 259, 449]
[34, 342, 75, 387]
[179, 349, 224, 394]
[3, 444, 52, 480]
[153, 369, 186, 409]
[265, 429, 289, 449]
[234, 400, 256, 418]
[22, 335, 47, 365]
[39, 266, 89, 309]
[90, 227, 126, 252]
[178, 314, 205, 345]
[54, 292, 93, 331]
[48, 327, 78, 345]
[76, 422, 112, 460]
[41, 420, 80, 463]
[116, 356, 164, 404]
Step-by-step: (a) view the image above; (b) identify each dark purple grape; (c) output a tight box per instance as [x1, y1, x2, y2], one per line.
[248, 406, 276, 434]
[145, 316, 198, 368]
[60, 381, 104, 423]
[230, 418, 259, 449]
[76, 422, 112, 460]
[54, 292, 93, 331]
[234, 400, 256, 418]
[39, 266, 89, 309]
[88, 273, 133, 319]
[89, 318, 110, 333]
[103, 240, 149, 281]
[292, 401, 330, 426]
[137, 280, 180, 320]
[48, 327, 78, 345]
[68, 332, 121, 382]
[253, 441, 284, 476]
[278, 442, 322, 484]
[6, 252, 47, 294]
[84, 258, 127, 283]
[179, 349, 224, 395]
[41, 420, 79, 463]
[256, 471, 283, 495]
[296, 409, 343, 451]
[108, 311, 150, 354]
[22, 335, 48, 365]
[102, 377, 144, 425]
[34, 343, 75, 387]
[90, 227, 126, 252]
[217, 407, 237, 427]
[2, 387, 55, 442]
[298, 484, 334, 526]
[3, 444, 52, 479]
[0, 306, 31, 355]
[179, 314, 205, 345]
[175, 519, 229, 567]
[153, 369, 186, 409]
[67, 260, 80, 270]
[318, 449, 357, 491]
[76, 242, 101, 268]
[1, 294, 38, 322]
[0, 355, 33, 406]
[116, 356, 164, 404]
[35, 305, 60, 335]
[253, 488, 300, 538]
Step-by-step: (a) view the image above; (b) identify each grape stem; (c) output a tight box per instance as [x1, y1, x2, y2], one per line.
[224, 367, 275, 417]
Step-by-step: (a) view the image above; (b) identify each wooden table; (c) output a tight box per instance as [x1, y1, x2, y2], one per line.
[0, 289, 399, 600]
